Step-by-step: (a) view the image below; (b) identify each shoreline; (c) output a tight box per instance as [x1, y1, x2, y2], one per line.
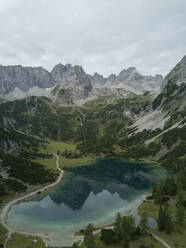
[0, 156, 154, 247]
[0, 153, 63, 248]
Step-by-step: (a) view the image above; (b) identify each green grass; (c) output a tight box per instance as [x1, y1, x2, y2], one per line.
[138, 194, 186, 248]
[154, 227, 186, 248]
[138, 199, 159, 219]
[36, 141, 93, 170]
[0, 224, 8, 245]
[34, 141, 77, 171]
[59, 156, 93, 168]
[7, 233, 45, 248]
[34, 156, 57, 171]
[39, 141, 76, 154]
[131, 233, 165, 248]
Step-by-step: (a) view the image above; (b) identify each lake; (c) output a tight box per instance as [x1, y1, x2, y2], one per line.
[7, 158, 168, 246]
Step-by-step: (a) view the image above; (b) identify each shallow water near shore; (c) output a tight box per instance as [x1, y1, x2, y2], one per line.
[8, 158, 168, 246]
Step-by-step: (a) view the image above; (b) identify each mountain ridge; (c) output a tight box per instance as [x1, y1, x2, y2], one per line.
[0, 62, 164, 104]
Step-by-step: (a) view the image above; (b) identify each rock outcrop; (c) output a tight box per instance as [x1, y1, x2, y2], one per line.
[91, 67, 163, 94]
[162, 55, 186, 89]
[0, 65, 54, 94]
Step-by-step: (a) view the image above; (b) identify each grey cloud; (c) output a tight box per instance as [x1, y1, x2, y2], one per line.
[0, 0, 185, 76]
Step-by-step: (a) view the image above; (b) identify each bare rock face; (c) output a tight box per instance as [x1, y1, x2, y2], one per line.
[91, 73, 105, 87]
[152, 55, 186, 112]
[50, 64, 92, 104]
[162, 55, 186, 88]
[91, 67, 163, 94]
[0, 61, 164, 104]
[51, 63, 67, 82]
[0, 65, 54, 94]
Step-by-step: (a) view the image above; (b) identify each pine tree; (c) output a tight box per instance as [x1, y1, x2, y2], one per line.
[72, 242, 78, 248]
[176, 204, 184, 225]
[158, 205, 165, 231]
[140, 212, 148, 230]
[83, 223, 95, 248]
[122, 235, 129, 248]
[164, 204, 173, 234]
[176, 189, 185, 225]
[121, 216, 136, 240]
[114, 212, 122, 242]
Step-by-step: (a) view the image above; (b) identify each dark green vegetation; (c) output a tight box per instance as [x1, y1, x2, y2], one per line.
[0, 94, 151, 153]
[74, 213, 164, 248]
[152, 80, 186, 111]
[137, 159, 186, 247]
[1, 92, 185, 164]
[0, 224, 7, 247]
[0, 150, 57, 204]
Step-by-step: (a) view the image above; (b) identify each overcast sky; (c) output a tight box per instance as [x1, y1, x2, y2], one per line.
[0, 0, 186, 77]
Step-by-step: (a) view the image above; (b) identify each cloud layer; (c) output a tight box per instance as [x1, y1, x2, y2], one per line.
[0, 0, 186, 76]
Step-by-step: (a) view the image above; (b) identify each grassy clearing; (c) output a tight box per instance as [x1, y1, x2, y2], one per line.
[39, 141, 76, 154]
[138, 194, 186, 248]
[7, 233, 45, 248]
[34, 141, 77, 171]
[36, 141, 94, 170]
[154, 228, 186, 248]
[34, 156, 57, 171]
[138, 199, 159, 219]
[59, 156, 93, 168]
[0, 224, 8, 246]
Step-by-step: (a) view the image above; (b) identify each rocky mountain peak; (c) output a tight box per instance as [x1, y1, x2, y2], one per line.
[108, 74, 117, 80]
[51, 63, 67, 82]
[70, 65, 85, 76]
[154, 74, 163, 82]
[117, 67, 138, 81]
[93, 72, 103, 79]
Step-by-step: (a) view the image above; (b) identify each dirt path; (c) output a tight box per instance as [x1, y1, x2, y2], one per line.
[149, 231, 171, 248]
[0, 153, 63, 248]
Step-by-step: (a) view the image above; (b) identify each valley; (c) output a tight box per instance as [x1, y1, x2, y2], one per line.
[0, 55, 186, 248]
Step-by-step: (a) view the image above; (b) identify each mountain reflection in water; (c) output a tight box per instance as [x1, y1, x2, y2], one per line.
[48, 158, 161, 210]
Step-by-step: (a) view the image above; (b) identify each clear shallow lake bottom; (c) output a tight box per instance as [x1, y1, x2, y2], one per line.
[8, 158, 168, 246]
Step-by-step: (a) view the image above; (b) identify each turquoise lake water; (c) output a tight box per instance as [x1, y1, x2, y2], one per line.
[8, 158, 168, 246]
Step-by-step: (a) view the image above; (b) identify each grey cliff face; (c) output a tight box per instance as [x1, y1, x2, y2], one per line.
[92, 73, 105, 87]
[91, 67, 163, 94]
[162, 55, 186, 88]
[50, 64, 92, 104]
[51, 64, 92, 91]
[0, 65, 54, 94]
[0, 61, 164, 104]
[51, 63, 67, 82]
